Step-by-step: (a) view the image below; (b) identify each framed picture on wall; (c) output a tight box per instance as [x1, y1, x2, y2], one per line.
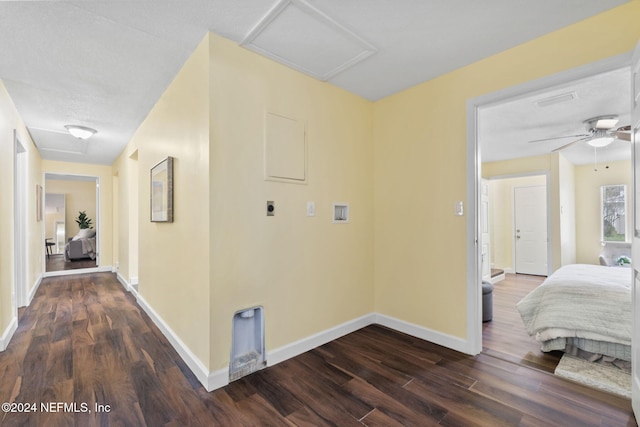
[150, 156, 174, 223]
[36, 184, 43, 222]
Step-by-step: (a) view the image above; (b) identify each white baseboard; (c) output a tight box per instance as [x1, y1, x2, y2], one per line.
[0, 316, 18, 351]
[27, 274, 43, 306]
[128, 302, 471, 392]
[116, 272, 132, 292]
[134, 292, 213, 391]
[267, 313, 377, 367]
[43, 265, 112, 278]
[490, 273, 505, 284]
[374, 313, 470, 354]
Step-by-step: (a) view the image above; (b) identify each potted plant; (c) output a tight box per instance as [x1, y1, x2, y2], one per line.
[75, 211, 93, 229]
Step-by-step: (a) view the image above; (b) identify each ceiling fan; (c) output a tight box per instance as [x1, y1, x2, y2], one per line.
[528, 115, 631, 152]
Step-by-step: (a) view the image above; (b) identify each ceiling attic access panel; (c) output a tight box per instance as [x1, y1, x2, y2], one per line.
[264, 111, 307, 183]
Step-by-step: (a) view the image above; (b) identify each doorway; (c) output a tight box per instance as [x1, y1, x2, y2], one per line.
[44, 173, 100, 274]
[466, 53, 631, 356]
[514, 185, 548, 275]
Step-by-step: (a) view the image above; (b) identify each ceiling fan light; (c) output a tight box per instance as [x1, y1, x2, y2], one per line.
[588, 135, 614, 148]
[65, 124, 97, 140]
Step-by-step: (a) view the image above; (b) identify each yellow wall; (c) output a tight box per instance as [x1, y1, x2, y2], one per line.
[41, 161, 113, 268]
[575, 159, 631, 264]
[373, 2, 640, 339]
[0, 80, 43, 338]
[112, 151, 140, 284]
[113, 36, 212, 367]
[208, 34, 373, 370]
[45, 179, 97, 239]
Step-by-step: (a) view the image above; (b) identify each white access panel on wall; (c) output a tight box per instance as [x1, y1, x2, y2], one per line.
[265, 112, 307, 183]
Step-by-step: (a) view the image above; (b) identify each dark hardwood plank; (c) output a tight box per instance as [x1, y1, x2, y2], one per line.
[483, 273, 563, 372]
[0, 272, 635, 426]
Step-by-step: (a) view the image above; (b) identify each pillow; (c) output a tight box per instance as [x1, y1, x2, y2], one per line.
[72, 228, 95, 240]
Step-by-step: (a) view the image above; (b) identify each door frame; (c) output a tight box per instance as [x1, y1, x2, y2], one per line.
[43, 172, 101, 277]
[13, 130, 27, 309]
[465, 52, 632, 355]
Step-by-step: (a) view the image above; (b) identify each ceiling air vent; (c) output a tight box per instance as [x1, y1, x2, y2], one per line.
[533, 91, 577, 108]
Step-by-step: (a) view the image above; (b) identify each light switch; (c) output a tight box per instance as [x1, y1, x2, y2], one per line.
[267, 201, 275, 216]
[455, 201, 464, 216]
[307, 201, 315, 217]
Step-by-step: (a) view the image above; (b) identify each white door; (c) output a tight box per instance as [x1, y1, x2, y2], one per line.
[481, 179, 491, 281]
[514, 185, 547, 276]
[630, 39, 640, 419]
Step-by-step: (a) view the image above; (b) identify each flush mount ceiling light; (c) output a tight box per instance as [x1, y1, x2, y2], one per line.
[65, 124, 97, 140]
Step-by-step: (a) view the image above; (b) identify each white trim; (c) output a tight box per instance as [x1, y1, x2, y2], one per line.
[43, 265, 112, 278]
[43, 172, 100, 274]
[466, 95, 482, 356]
[0, 317, 18, 351]
[134, 291, 213, 391]
[27, 275, 43, 306]
[267, 313, 376, 367]
[490, 273, 505, 284]
[116, 271, 132, 292]
[126, 303, 475, 392]
[374, 313, 470, 354]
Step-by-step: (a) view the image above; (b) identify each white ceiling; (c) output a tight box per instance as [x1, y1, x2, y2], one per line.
[480, 66, 631, 166]
[0, 0, 630, 165]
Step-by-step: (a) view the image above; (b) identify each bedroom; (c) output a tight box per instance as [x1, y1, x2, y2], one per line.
[44, 173, 99, 272]
[477, 62, 632, 390]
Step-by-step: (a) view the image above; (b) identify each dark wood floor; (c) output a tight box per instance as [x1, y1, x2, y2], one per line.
[483, 273, 563, 373]
[0, 273, 635, 426]
[46, 254, 97, 272]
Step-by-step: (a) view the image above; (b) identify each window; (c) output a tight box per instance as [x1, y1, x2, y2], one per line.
[601, 185, 627, 242]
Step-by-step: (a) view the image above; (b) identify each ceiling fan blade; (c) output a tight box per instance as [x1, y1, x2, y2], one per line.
[528, 134, 589, 143]
[613, 131, 631, 141]
[551, 136, 591, 152]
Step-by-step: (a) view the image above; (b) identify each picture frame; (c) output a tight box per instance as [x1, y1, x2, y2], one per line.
[36, 184, 43, 222]
[150, 156, 174, 222]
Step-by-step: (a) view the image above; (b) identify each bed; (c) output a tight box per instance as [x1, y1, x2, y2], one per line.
[64, 228, 97, 261]
[516, 264, 632, 362]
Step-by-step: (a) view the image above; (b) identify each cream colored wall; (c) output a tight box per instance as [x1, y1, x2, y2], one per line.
[114, 36, 212, 367]
[0, 80, 43, 338]
[42, 161, 113, 268]
[45, 180, 97, 237]
[373, 2, 640, 339]
[208, 34, 374, 370]
[111, 151, 140, 284]
[488, 175, 547, 272]
[558, 154, 576, 266]
[575, 159, 631, 264]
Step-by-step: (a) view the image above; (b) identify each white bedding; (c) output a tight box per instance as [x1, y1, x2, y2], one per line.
[516, 264, 632, 351]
